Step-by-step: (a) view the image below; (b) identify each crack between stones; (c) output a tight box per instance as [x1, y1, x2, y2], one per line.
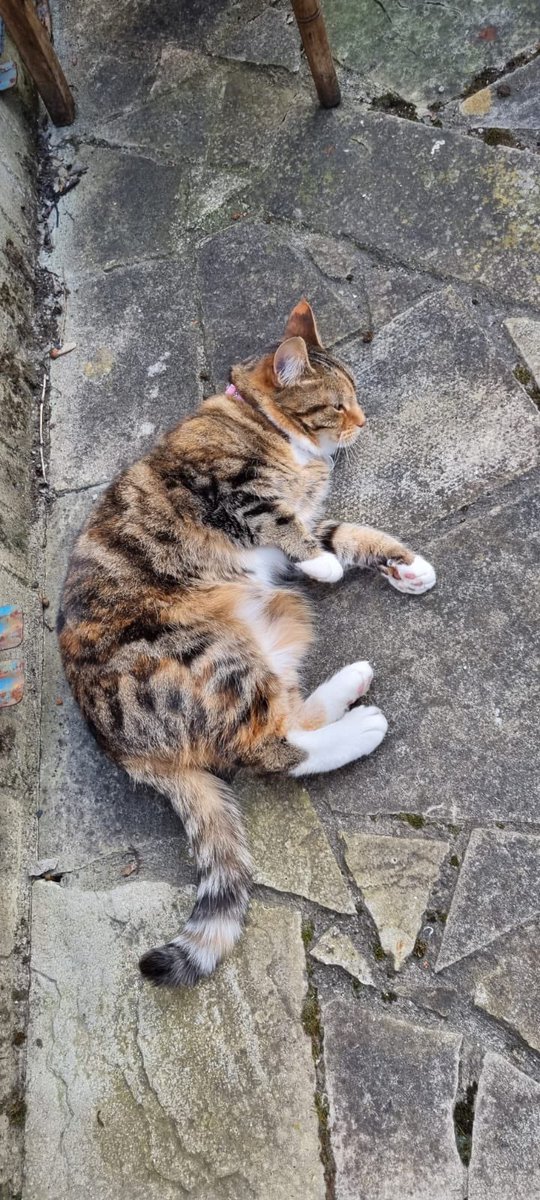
[301, 924, 337, 1200]
[452, 1055, 478, 1173]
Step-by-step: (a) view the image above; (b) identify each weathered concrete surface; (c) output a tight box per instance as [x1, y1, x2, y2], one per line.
[310, 927, 375, 986]
[323, 0, 539, 106]
[310, 479, 540, 823]
[468, 1053, 540, 1200]
[48, 257, 201, 491]
[241, 777, 355, 913]
[323, 1001, 464, 1200]
[24, 882, 324, 1200]
[473, 923, 540, 1052]
[505, 316, 540, 387]
[329, 289, 539, 534]
[343, 833, 449, 969]
[437, 829, 540, 970]
[261, 113, 540, 305]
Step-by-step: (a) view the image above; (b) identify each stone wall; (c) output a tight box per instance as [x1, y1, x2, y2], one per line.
[0, 35, 40, 1197]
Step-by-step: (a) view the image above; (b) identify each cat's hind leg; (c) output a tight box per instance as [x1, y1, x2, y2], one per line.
[300, 661, 373, 728]
[288, 705, 387, 775]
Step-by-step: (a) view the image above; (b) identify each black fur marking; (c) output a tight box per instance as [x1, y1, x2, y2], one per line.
[56, 609, 66, 634]
[320, 523, 339, 552]
[117, 618, 163, 646]
[230, 462, 259, 488]
[244, 500, 275, 518]
[179, 634, 212, 667]
[108, 693, 125, 731]
[275, 514, 292, 526]
[191, 885, 241, 919]
[136, 684, 155, 713]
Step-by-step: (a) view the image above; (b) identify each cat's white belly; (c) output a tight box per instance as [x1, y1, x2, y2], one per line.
[240, 546, 289, 586]
[237, 548, 308, 681]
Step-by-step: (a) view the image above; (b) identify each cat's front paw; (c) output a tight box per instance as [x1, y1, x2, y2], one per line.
[382, 554, 436, 595]
[298, 552, 343, 583]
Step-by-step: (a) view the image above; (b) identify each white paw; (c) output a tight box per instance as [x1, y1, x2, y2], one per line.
[308, 661, 374, 724]
[298, 551, 343, 583]
[331, 661, 374, 706]
[383, 553, 436, 595]
[345, 704, 388, 757]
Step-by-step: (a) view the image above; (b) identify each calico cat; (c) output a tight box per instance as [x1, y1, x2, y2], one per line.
[58, 300, 436, 987]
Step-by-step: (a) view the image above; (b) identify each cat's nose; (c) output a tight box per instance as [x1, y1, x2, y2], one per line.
[355, 411, 366, 428]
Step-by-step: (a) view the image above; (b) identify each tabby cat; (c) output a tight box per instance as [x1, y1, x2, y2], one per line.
[58, 300, 436, 987]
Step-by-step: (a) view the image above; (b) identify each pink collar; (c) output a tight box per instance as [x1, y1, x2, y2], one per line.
[226, 383, 244, 401]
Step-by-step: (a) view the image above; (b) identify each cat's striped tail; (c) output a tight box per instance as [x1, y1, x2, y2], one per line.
[127, 763, 252, 987]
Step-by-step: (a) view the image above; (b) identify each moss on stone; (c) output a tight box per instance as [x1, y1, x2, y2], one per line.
[453, 1081, 478, 1166]
[397, 812, 425, 829]
[514, 364, 540, 407]
[301, 919, 315, 949]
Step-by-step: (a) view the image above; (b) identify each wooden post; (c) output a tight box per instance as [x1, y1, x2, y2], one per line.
[291, 0, 340, 109]
[0, 0, 74, 125]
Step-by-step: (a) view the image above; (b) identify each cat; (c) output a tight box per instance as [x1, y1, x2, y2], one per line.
[58, 299, 436, 988]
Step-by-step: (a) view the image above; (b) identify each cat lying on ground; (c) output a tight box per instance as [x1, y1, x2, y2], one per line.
[58, 300, 436, 987]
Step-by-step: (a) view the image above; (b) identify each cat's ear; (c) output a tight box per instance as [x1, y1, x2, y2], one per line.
[273, 337, 312, 387]
[284, 299, 323, 348]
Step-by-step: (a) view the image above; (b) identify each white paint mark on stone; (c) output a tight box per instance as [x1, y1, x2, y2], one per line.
[431, 139, 446, 156]
[147, 351, 171, 377]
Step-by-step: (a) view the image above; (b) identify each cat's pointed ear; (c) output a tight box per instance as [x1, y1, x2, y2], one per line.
[273, 337, 312, 388]
[284, 299, 323, 348]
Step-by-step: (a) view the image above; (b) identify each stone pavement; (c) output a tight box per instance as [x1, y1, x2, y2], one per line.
[20, 1, 540, 1197]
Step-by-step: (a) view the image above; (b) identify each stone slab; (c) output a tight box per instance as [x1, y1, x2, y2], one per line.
[307, 478, 540, 823]
[437, 830, 540, 971]
[505, 316, 540, 387]
[24, 881, 324, 1200]
[87, 53, 301, 177]
[343, 833, 449, 969]
[48, 256, 200, 492]
[322, 1001, 463, 1200]
[473, 922, 540, 1053]
[261, 112, 540, 306]
[198, 220, 363, 384]
[310, 926, 375, 986]
[459, 57, 540, 130]
[323, 0, 539, 107]
[48, 144, 189, 275]
[331, 289, 538, 534]
[468, 1053, 540, 1200]
[241, 776, 354, 913]
[216, 9, 300, 73]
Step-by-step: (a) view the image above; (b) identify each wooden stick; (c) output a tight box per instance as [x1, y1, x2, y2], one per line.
[0, 0, 74, 125]
[291, 0, 340, 109]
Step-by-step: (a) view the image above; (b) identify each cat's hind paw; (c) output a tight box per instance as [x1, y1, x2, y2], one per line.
[382, 554, 436, 595]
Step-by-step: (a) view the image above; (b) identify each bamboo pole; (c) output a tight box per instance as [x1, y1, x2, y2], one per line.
[0, 0, 74, 125]
[291, 0, 340, 109]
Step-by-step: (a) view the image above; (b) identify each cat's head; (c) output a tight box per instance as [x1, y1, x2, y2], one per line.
[230, 300, 366, 456]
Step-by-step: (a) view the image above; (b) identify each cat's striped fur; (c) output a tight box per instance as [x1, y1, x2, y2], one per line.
[58, 301, 436, 986]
